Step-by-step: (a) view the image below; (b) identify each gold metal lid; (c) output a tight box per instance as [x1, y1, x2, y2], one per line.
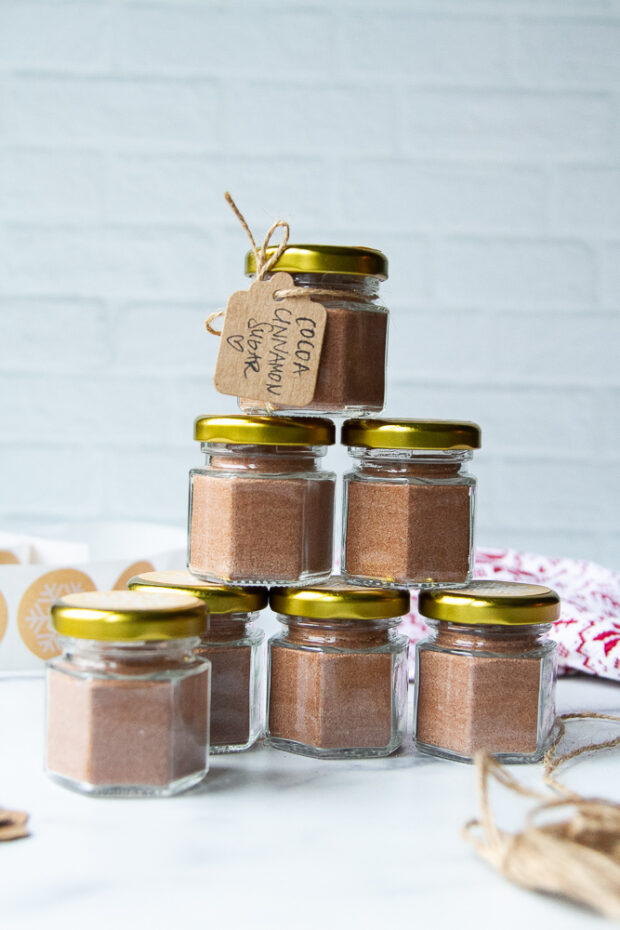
[194, 415, 335, 446]
[270, 578, 410, 621]
[245, 244, 388, 279]
[418, 581, 561, 626]
[128, 570, 268, 614]
[342, 418, 481, 450]
[51, 590, 208, 641]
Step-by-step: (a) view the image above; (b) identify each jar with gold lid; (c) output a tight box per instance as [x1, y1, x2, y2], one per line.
[414, 581, 560, 764]
[188, 415, 336, 585]
[45, 590, 211, 797]
[240, 244, 388, 416]
[129, 570, 267, 753]
[341, 419, 481, 587]
[267, 579, 409, 759]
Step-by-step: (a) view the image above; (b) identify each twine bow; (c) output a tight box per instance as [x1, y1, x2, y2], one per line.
[464, 712, 620, 919]
[205, 192, 371, 337]
[205, 192, 290, 337]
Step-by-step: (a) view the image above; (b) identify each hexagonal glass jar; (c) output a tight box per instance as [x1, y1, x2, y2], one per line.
[45, 591, 210, 797]
[414, 582, 560, 764]
[129, 570, 267, 753]
[188, 415, 336, 586]
[239, 244, 389, 416]
[267, 580, 410, 759]
[341, 419, 481, 588]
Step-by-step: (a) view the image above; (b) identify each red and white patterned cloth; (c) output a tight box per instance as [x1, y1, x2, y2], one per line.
[402, 547, 620, 682]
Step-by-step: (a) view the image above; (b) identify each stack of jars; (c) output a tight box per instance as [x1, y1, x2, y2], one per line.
[45, 243, 560, 797]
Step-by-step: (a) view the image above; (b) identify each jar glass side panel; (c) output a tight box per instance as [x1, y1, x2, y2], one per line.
[45, 654, 210, 796]
[342, 469, 476, 587]
[195, 628, 265, 753]
[414, 630, 557, 764]
[266, 632, 408, 759]
[188, 468, 335, 585]
[239, 273, 388, 416]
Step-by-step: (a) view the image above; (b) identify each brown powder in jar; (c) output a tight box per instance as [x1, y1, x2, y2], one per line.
[242, 306, 387, 413]
[189, 454, 334, 582]
[268, 625, 394, 750]
[345, 472, 472, 584]
[415, 629, 543, 757]
[307, 306, 386, 411]
[194, 616, 253, 747]
[46, 666, 208, 787]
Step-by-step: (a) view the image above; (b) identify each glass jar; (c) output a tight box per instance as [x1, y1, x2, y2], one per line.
[45, 590, 210, 797]
[341, 419, 481, 587]
[188, 415, 336, 585]
[414, 581, 560, 764]
[267, 580, 410, 759]
[128, 570, 266, 753]
[240, 245, 388, 416]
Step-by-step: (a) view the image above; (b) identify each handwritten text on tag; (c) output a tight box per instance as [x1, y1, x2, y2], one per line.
[213, 272, 327, 407]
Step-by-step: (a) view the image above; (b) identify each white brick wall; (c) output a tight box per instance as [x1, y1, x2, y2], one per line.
[0, 0, 619, 569]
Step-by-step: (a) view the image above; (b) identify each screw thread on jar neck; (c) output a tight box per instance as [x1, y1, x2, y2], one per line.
[203, 443, 324, 474]
[351, 448, 472, 479]
[201, 612, 258, 643]
[279, 616, 399, 648]
[430, 620, 551, 654]
[59, 637, 200, 673]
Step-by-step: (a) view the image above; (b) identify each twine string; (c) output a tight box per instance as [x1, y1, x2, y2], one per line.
[463, 712, 620, 919]
[205, 192, 371, 338]
[544, 712, 620, 797]
[0, 808, 29, 842]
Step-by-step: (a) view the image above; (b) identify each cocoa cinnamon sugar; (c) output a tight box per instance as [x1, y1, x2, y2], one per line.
[306, 305, 386, 411]
[47, 662, 208, 787]
[415, 636, 543, 757]
[189, 472, 334, 583]
[345, 479, 472, 584]
[269, 646, 394, 749]
[196, 640, 252, 746]
[267, 580, 409, 757]
[242, 305, 387, 413]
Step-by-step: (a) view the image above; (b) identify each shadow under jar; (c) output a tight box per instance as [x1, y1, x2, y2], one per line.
[414, 581, 560, 764]
[128, 569, 266, 753]
[341, 419, 481, 588]
[188, 415, 336, 586]
[267, 580, 410, 759]
[240, 244, 389, 416]
[45, 590, 211, 797]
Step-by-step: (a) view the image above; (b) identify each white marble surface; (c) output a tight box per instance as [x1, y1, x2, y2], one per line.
[0, 675, 618, 930]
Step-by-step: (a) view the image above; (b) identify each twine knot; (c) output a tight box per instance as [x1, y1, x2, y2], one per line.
[205, 192, 371, 338]
[205, 192, 290, 337]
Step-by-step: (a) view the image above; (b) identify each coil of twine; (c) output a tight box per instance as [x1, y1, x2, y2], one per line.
[464, 712, 620, 919]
